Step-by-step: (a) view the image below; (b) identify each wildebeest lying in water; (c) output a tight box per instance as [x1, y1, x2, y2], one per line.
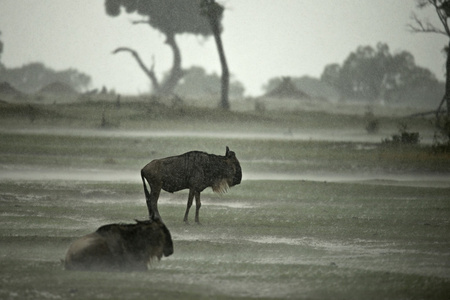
[64, 218, 173, 271]
[141, 146, 242, 223]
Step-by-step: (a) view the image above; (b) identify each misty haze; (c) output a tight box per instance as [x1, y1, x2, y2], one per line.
[0, 1, 449, 299]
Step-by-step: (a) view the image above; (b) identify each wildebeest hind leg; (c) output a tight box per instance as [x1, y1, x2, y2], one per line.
[183, 189, 195, 224]
[141, 171, 160, 219]
[148, 187, 161, 220]
[194, 191, 201, 224]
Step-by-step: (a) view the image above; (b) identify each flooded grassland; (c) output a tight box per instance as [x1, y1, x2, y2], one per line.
[0, 100, 449, 299]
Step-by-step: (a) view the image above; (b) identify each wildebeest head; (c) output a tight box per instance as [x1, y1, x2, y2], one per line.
[95, 217, 174, 260]
[213, 146, 242, 193]
[225, 146, 242, 187]
[134, 218, 174, 258]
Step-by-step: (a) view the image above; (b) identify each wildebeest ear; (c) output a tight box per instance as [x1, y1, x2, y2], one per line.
[226, 146, 235, 158]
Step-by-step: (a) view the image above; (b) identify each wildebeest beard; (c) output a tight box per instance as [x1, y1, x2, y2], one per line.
[141, 146, 242, 223]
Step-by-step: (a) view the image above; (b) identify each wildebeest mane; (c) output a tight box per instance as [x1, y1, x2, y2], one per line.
[96, 219, 151, 234]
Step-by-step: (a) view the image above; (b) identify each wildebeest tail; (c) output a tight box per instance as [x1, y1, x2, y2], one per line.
[141, 169, 151, 202]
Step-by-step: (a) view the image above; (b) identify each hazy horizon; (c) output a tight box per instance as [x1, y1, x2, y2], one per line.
[0, 0, 446, 96]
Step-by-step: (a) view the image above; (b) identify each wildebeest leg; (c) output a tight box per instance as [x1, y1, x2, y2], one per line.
[194, 191, 201, 224]
[141, 171, 161, 220]
[148, 184, 162, 221]
[183, 189, 195, 224]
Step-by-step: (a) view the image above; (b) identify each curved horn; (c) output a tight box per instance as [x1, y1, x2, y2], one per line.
[226, 146, 230, 156]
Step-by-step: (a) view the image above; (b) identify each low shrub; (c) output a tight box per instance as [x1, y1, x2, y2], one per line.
[382, 123, 420, 145]
[364, 108, 380, 134]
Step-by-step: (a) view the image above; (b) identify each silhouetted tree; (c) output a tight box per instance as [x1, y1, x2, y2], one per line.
[409, 0, 450, 117]
[104, 0, 213, 96]
[321, 64, 341, 92]
[264, 77, 310, 99]
[200, 0, 229, 109]
[321, 43, 441, 106]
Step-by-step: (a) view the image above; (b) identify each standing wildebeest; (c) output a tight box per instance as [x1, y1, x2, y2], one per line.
[141, 146, 242, 223]
[64, 217, 173, 271]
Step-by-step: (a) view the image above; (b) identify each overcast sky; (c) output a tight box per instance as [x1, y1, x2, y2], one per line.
[0, 0, 446, 96]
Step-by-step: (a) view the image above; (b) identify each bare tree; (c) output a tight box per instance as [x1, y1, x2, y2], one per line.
[200, 0, 230, 110]
[409, 0, 450, 118]
[105, 0, 213, 96]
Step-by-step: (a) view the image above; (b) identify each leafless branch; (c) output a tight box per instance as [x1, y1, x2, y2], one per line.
[408, 12, 448, 35]
[112, 47, 160, 91]
[130, 16, 150, 26]
[435, 1, 450, 36]
[131, 20, 150, 25]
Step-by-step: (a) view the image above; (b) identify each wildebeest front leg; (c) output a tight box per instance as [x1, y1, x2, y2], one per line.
[183, 189, 195, 224]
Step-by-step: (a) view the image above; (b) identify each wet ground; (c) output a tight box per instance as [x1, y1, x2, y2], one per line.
[1, 122, 449, 299]
[1, 164, 449, 188]
[1, 169, 449, 299]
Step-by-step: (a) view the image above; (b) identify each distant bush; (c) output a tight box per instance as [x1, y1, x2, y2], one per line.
[366, 119, 380, 134]
[382, 123, 420, 145]
[100, 108, 120, 128]
[254, 100, 266, 113]
[364, 108, 379, 134]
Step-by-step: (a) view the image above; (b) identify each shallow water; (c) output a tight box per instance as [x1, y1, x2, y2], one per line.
[1, 165, 448, 188]
[1, 127, 437, 144]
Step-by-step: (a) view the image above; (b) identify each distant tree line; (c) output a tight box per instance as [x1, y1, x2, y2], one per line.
[263, 76, 339, 101]
[0, 62, 91, 94]
[320, 42, 443, 106]
[263, 42, 443, 108]
[1, 23, 442, 108]
[174, 66, 244, 99]
[0, 30, 91, 94]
